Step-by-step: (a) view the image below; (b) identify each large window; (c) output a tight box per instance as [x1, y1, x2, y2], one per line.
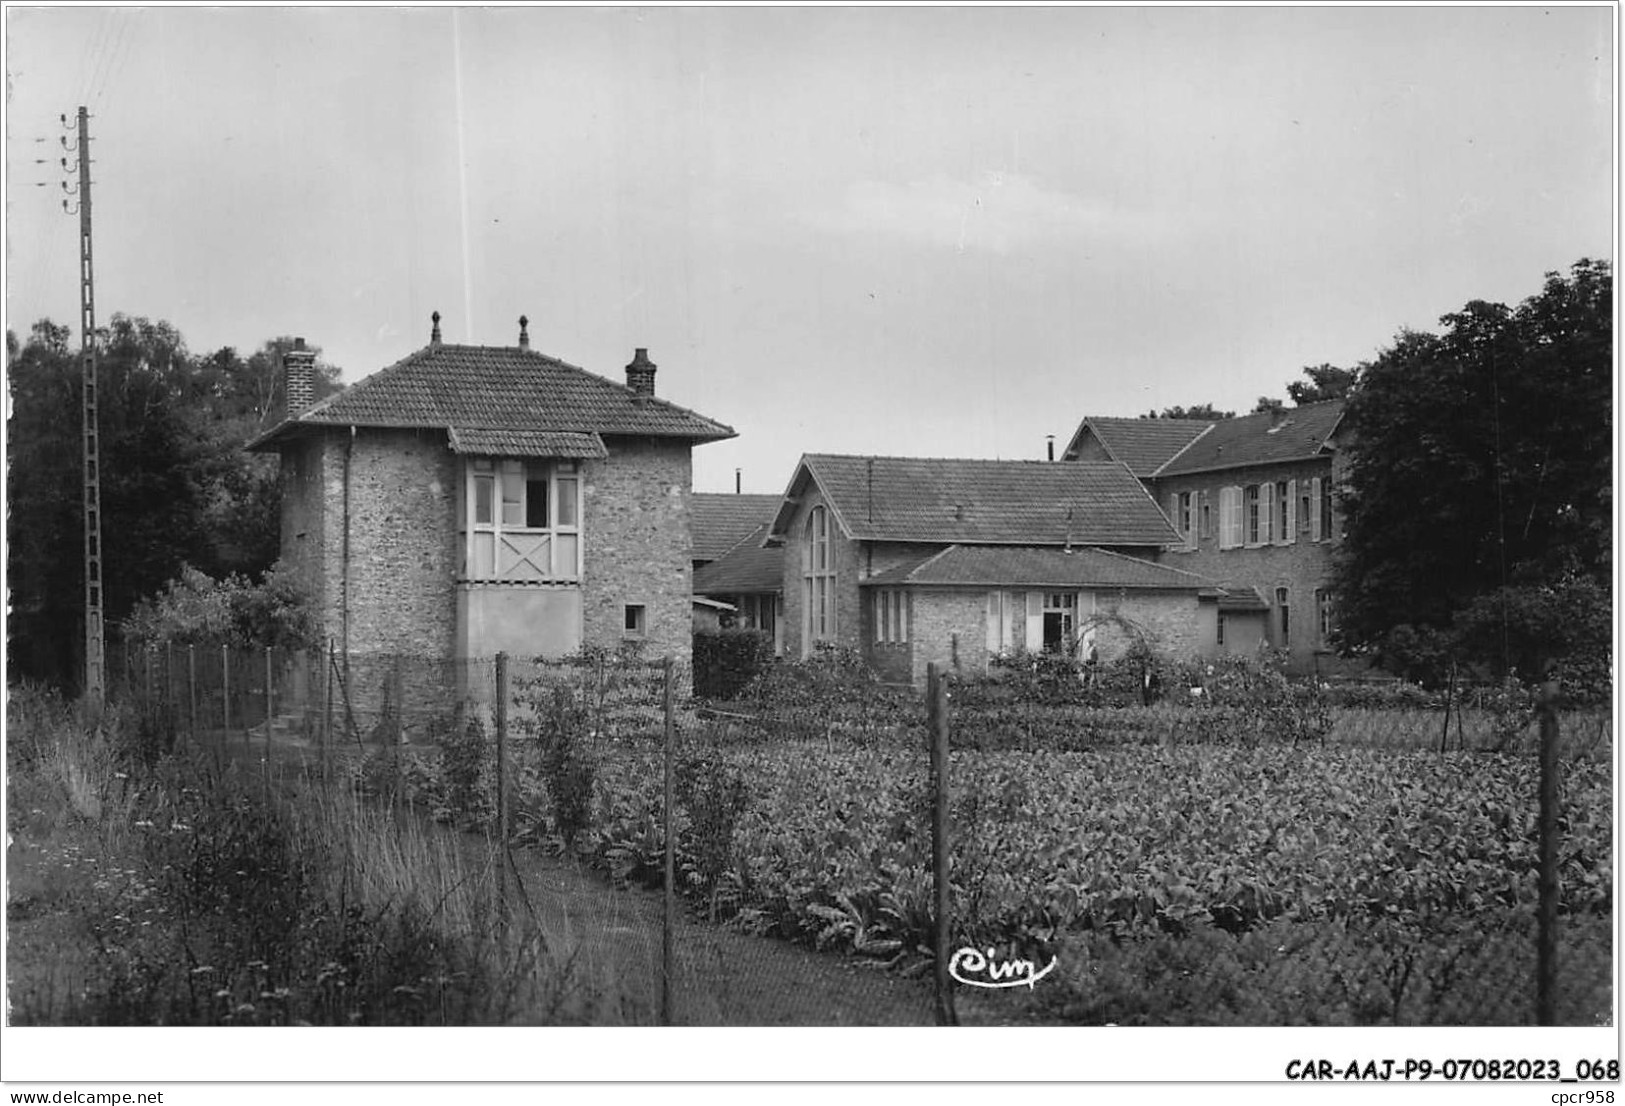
[1276, 586, 1291, 647]
[1315, 587, 1334, 647]
[874, 589, 908, 644]
[803, 506, 836, 648]
[1245, 485, 1262, 545]
[462, 458, 581, 581]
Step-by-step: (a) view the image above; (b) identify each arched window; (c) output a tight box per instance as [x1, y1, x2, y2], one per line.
[803, 505, 835, 650]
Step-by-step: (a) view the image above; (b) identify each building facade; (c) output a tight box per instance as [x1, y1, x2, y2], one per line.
[764, 453, 1222, 685]
[249, 318, 734, 669]
[1063, 401, 1350, 674]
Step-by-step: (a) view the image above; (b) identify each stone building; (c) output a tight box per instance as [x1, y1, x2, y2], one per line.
[1062, 400, 1350, 674]
[247, 315, 735, 671]
[762, 453, 1224, 686]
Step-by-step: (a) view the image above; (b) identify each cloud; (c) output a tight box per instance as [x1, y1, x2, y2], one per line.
[808, 171, 1166, 254]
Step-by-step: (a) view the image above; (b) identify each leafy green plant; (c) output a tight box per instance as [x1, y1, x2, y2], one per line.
[539, 687, 595, 851]
[674, 751, 750, 920]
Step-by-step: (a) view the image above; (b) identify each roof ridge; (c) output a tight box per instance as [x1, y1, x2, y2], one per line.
[1085, 545, 1220, 585]
[803, 451, 1134, 467]
[1150, 421, 1215, 476]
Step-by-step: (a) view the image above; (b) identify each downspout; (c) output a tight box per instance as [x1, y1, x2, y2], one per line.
[342, 426, 355, 672]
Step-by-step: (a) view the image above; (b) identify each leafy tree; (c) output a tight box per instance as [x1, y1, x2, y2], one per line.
[1141, 404, 1235, 421]
[1252, 396, 1286, 416]
[1333, 259, 1611, 687]
[6, 315, 342, 689]
[1287, 363, 1358, 406]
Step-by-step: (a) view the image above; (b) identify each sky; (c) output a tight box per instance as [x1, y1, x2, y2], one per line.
[3, 5, 1615, 497]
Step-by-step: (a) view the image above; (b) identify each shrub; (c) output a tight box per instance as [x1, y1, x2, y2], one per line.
[538, 686, 595, 850]
[692, 628, 775, 700]
[674, 751, 751, 920]
[434, 710, 490, 825]
[122, 561, 317, 650]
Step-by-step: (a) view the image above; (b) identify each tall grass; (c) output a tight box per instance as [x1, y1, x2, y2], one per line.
[6, 685, 638, 1025]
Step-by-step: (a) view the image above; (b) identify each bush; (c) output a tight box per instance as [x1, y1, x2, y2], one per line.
[674, 752, 751, 920]
[692, 628, 775, 700]
[122, 561, 317, 650]
[538, 687, 595, 850]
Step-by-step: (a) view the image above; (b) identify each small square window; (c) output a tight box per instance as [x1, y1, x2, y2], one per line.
[624, 604, 646, 637]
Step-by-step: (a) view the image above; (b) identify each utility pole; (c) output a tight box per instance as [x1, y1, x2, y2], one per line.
[65, 106, 104, 717]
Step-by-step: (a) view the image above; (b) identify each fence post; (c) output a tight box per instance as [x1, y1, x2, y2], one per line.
[494, 651, 510, 929]
[927, 661, 958, 1027]
[662, 653, 676, 1027]
[1536, 674, 1561, 1025]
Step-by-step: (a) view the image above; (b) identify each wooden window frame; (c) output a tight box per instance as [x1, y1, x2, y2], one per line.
[460, 458, 583, 582]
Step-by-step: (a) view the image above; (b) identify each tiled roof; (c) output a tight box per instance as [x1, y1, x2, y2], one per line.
[770, 454, 1180, 548]
[691, 494, 784, 563]
[1156, 401, 1344, 476]
[446, 428, 607, 458]
[692, 524, 783, 594]
[1216, 585, 1270, 611]
[247, 342, 734, 451]
[861, 544, 1222, 593]
[1061, 416, 1212, 475]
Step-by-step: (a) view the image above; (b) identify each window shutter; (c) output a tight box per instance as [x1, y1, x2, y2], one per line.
[1257, 484, 1272, 547]
[1284, 479, 1297, 545]
[1310, 477, 1323, 542]
[1223, 486, 1244, 549]
[985, 591, 1000, 652]
[1166, 492, 1180, 540]
[1025, 591, 1044, 652]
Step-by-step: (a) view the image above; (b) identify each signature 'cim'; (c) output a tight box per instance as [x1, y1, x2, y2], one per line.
[947, 946, 1059, 990]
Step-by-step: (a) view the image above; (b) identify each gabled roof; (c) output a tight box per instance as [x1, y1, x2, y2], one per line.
[1155, 400, 1344, 476]
[861, 544, 1223, 593]
[768, 454, 1180, 548]
[247, 342, 735, 452]
[692, 523, 784, 595]
[1061, 416, 1212, 475]
[691, 493, 784, 563]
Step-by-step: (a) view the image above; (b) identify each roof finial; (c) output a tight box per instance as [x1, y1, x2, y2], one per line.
[431, 310, 442, 347]
[518, 315, 530, 350]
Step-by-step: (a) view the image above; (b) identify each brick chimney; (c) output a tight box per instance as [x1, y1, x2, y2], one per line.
[284, 337, 316, 418]
[625, 347, 657, 397]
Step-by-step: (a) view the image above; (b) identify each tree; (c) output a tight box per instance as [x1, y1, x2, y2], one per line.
[6, 315, 342, 689]
[1140, 404, 1235, 421]
[1286, 363, 1358, 405]
[1332, 259, 1611, 687]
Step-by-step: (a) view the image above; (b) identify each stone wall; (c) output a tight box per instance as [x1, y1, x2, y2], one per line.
[581, 435, 694, 662]
[341, 429, 460, 658]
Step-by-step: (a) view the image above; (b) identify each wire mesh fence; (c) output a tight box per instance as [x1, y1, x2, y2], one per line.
[107, 640, 1612, 1026]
